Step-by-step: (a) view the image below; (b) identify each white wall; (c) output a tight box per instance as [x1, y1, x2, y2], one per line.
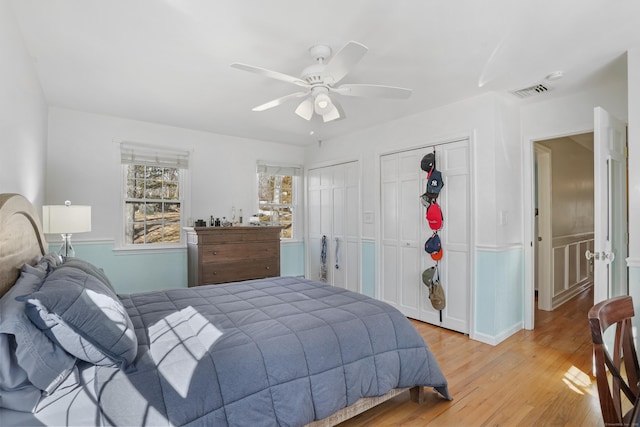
[46, 107, 305, 242]
[305, 92, 523, 247]
[0, 1, 47, 206]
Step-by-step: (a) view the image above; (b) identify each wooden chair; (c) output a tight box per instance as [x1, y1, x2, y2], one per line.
[589, 295, 640, 426]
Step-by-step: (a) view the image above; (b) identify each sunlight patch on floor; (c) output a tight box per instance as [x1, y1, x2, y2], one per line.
[563, 365, 597, 397]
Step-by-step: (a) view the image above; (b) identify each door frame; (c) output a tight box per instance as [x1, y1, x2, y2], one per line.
[534, 144, 553, 311]
[523, 128, 593, 329]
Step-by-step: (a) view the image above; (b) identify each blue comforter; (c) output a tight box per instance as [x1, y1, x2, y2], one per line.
[95, 277, 450, 426]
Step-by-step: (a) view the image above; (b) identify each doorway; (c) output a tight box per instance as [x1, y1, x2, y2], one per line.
[533, 133, 595, 314]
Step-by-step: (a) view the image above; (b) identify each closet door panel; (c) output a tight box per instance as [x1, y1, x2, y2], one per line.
[400, 245, 421, 318]
[399, 178, 420, 242]
[442, 173, 468, 246]
[381, 181, 398, 241]
[441, 250, 469, 333]
[320, 188, 333, 237]
[382, 244, 399, 305]
[307, 170, 322, 280]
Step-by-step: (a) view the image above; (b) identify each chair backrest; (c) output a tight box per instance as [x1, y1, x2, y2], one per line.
[588, 295, 640, 426]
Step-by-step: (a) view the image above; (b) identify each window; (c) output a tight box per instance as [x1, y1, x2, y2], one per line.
[120, 142, 189, 248]
[257, 162, 302, 239]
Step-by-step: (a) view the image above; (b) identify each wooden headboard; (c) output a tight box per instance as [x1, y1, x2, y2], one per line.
[0, 193, 47, 298]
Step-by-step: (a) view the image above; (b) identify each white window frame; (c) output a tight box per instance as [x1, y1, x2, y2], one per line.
[257, 161, 303, 241]
[116, 142, 190, 251]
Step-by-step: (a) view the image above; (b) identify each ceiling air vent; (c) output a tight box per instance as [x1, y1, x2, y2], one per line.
[510, 83, 551, 99]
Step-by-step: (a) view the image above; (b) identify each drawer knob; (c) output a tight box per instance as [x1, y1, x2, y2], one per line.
[266, 266, 270, 270]
[212, 251, 217, 255]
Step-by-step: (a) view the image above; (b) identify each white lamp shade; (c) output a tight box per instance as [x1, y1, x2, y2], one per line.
[42, 205, 92, 234]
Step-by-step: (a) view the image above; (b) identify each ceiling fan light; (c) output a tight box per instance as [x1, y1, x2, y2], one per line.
[322, 104, 341, 122]
[295, 98, 314, 120]
[314, 93, 333, 114]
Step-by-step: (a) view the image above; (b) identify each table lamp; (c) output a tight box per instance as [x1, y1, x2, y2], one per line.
[42, 200, 91, 258]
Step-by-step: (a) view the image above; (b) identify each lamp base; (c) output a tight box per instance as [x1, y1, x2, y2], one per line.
[58, 233, 75, 258]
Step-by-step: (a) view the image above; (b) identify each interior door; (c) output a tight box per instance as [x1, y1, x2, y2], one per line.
[591, 107, 627, 304]
[307, 162, 360, 291]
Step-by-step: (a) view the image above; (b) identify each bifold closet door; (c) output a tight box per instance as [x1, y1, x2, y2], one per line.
[380, 149, 427, 320]
[380, 140, 470, 334]
[307, 162, 359, 292]
[433, 141, 470, 333]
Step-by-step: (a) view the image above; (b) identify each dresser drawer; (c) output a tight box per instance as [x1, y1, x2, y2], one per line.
[197, 228, 281, 244]
[200, 242, 277, 263]
[201, 258, 279, 284]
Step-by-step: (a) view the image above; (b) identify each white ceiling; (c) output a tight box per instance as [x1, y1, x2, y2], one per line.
[10, 0, 639, 146]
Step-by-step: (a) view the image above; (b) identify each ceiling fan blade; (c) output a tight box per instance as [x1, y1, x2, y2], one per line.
[294, 97, 314, 120]
[253, 91, 309, 112]
[231, 63, 309, 88]
[332, 83, 412, 99]
[322, 41, 368, 85]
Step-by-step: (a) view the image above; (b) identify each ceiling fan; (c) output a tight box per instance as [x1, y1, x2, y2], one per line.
[231, 41, 412, 123]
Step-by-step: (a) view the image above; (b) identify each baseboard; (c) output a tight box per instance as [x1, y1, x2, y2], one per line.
[471, 322, 523, 347]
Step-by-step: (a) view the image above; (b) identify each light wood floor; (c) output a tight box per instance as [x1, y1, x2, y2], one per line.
[339, 286, 603, 426]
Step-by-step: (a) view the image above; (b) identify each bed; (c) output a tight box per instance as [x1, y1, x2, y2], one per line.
[0, 193, 451, 426]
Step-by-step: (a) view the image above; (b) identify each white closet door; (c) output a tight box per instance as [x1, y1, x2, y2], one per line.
[343, 162, 360, 293]
[380, 149, 426, 319]
[307, 162, 360, 292]
[381, 140, 470, 334]
[307, 168, 323, 281]
[398, 150, 426, 319]
[438, 142, 470, 332]
[381, 155, 400, 306]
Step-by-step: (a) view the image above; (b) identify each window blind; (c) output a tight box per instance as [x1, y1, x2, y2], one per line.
[256, 161, 302, 176]
[120, 142, 189, 169]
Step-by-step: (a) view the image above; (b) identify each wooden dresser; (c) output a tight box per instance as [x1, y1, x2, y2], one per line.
[185, 226, 281, 286]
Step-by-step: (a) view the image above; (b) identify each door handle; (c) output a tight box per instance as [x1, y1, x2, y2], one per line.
[585, 250, 600, 261]
[585, 250, 616, 263]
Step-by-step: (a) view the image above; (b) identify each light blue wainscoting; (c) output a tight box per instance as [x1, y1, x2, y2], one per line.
[281, 240, 305, 277]
[475, 246, 524, 345]
[52, 240, 306, 294]
[361, 240, 376, 297]
[49, 241, 188, 294]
